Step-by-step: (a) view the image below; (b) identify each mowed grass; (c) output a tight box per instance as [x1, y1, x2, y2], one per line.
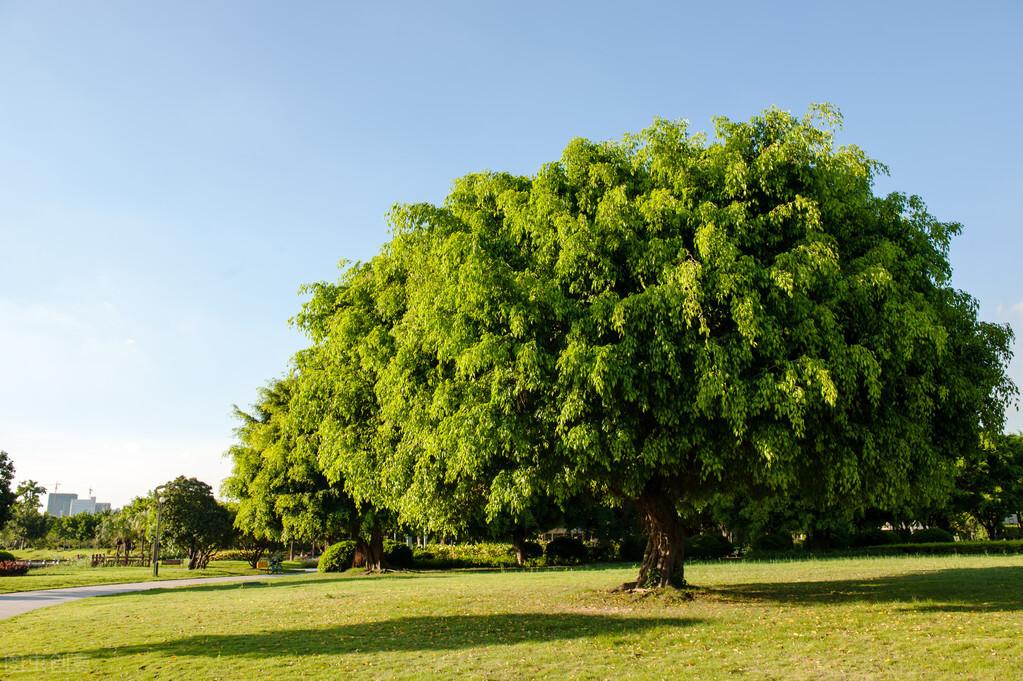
[2, 555, 1022, 680]
[0, 561, 265, 594]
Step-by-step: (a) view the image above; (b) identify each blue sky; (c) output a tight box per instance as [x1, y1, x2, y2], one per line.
[1, 1, 1020, 507]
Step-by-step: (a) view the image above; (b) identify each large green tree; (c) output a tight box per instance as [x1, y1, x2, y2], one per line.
[303, 105, 1014, 588]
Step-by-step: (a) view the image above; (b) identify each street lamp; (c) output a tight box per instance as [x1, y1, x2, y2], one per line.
[152, 485, 166, 578]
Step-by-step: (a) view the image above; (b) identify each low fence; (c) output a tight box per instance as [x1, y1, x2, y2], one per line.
[90, 554, 152, 568]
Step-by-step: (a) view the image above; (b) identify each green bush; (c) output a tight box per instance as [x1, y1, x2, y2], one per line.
[318, 540, 357, 573]
[585, 540, 618, 563]
[752, 532, 794, 551]
[520, 541, 543, 561]
[544, 536, 588, 565]
[911, 528, 955, 543]
[0, 550, 16, 562]
[618, 535, 647, 562]
[851, 528, 902, 548]
[413, 542, 520, 569]
[686, 534, 734, 559]
[383, 540, 414, 569]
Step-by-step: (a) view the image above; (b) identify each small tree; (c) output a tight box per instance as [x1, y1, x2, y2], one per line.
[955, 433, 1023, 539]
[158, 477, 232, 569]
[7, 481, 48, 549]
[0, 452, 16, 529]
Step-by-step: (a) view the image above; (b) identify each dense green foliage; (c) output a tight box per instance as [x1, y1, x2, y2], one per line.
[318, 540, 357, 573]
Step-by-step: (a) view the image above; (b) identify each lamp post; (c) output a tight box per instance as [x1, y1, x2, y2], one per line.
[152, 485, 166, 577]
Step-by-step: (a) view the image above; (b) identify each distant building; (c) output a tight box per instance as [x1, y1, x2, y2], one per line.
[69, 497, 97, 515]
[95, 502, 111, 513]
[46, 492, 78, 517]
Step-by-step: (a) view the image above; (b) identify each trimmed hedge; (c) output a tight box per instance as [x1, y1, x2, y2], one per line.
[0, 550, 16, 562]
[318, 540, 357, 573]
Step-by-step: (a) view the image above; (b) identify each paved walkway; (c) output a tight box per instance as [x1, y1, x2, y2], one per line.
[0, 572, 308, 620]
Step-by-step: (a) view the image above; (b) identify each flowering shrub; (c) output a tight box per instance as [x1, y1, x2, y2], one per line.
[0, 560, 30, 576]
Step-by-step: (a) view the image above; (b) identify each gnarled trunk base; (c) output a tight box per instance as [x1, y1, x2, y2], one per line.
[356, 522, 387, 573]
[632, 486, 686, 589]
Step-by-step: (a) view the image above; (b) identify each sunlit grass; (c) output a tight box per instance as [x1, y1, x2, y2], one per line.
[2, 554, 1022, 679]
[0, 560, 265, 594]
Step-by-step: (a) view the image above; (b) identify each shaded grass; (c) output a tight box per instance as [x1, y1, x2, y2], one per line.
[2, 555, 1022, 679]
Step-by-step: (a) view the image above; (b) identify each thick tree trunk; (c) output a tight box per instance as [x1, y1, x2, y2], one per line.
[512, 526, 527, 566]
[633, 484, 686, 589]
[356, 522, 387, 572]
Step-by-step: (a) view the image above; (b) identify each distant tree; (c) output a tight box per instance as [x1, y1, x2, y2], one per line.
[48, 512, 106, 548]
[223, 503, 274, 569]
[120, 496, 154, 559]
[955, 433, 1023, 539]
[7, 481, 49, 549]
[0, 451, 16, 528]
[158, 477, 233, 569]
[224, 376, 385, 570]
[97, 510, 137, 560]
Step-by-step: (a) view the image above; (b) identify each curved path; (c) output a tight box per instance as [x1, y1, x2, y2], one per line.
[0, 571, 311, 620]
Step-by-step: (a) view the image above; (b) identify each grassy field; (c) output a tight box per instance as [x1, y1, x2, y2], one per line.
[0, 560, 267, 593]
[2, 555, 1021, 679]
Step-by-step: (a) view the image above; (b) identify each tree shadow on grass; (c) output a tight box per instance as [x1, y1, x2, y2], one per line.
[708, 566, 1023, 612]
[5, 613, 698, 662]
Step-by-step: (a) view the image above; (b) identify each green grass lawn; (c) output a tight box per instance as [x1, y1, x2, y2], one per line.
[2, 555, 1022, 679]
[0, 560, 267, 593]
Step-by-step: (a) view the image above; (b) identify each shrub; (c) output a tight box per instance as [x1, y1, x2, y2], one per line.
[0, 550, 16, 562]
[585, 540, 618, 563]
[520, 541, 543, 561]
[0, 561, 29, 576]
[618, 535, 647, 562]
[318, 540, 357, 573]
[851, 528, 902, 548]
[752, 532, 794, 552]
[544, 536, 588, 565]
[686, 534, 734, 559]
[911, 527, 955, 543]
[413, 542, 520, 569]
[383, 540, 414, 569]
